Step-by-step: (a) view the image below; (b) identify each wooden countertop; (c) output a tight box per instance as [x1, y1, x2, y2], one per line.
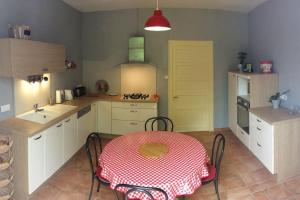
[0, 94, 159, 137]
[250, 106, 300, 125]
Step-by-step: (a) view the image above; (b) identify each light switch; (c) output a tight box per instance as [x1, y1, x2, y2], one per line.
[1, 104, 10, 113]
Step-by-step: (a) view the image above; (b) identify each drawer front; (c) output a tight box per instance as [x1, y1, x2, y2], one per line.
[237, 127, 250, 149]
[111, 120, 144, 135]
[112, 108, 156, 121]
[249, 113, 274, 173]
[112, 102, 157, 109]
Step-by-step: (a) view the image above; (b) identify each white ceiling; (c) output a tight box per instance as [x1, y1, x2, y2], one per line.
[61, 0, 269, 13]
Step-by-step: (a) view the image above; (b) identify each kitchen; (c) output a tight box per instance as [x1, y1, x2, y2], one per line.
[0, 0, 300, 199]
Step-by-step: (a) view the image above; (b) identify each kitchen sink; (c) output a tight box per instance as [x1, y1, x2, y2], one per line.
[17, 104, 77, 124]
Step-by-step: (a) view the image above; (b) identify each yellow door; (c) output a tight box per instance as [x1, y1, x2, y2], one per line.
[168, 40, 214, 132]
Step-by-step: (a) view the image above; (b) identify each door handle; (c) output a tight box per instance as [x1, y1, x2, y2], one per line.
[173, 96, 179, 99]
[257, 142, 262, 147]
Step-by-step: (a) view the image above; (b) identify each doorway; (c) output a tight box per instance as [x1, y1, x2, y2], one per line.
[168, 40, 214, 131]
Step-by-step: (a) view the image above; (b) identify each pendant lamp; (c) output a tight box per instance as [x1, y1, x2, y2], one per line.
[144, 0, 171, 31]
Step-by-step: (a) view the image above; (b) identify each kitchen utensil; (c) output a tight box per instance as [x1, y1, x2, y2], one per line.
[95, 80, 109, 93]
[56, 90, 62, 104]
[64, 90, 74, 101]
[73, 85, 86, 97]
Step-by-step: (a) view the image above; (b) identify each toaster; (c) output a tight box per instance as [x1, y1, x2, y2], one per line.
[73, 86, 86, 97]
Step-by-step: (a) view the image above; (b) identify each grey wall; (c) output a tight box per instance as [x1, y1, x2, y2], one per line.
[249, 0, 300, 109]
[82, 9, 248, 128]
[0, 0, 82, 120]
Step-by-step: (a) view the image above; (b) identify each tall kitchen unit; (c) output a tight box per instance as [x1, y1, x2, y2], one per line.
[228, 71, 278, 148]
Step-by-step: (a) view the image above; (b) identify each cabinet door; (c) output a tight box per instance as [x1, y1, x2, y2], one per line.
[63, 114, 77, 162]
[228, 73, 237, 135]
[28, 132, 45, 194]
[78, 110, 92, 148]
[91, 103, 97, 132]
[45, 122, 64, 179]
[97, 101, 111, 133]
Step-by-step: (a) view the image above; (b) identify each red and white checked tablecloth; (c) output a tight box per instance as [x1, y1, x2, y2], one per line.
[99, 131, 209, 200]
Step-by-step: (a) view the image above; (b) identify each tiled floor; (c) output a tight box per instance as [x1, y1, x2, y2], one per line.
[29, 131, 300, 200]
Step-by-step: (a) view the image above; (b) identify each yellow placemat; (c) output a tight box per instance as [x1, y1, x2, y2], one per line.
[139, 142, 169, 159]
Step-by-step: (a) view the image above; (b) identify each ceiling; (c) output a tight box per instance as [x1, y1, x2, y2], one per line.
[61, 0, 269, 13]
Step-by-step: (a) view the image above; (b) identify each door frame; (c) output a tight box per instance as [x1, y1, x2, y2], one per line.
[168, 40, 214, 131]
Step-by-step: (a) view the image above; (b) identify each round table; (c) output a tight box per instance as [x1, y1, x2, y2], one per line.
[99, 131, 209, 200]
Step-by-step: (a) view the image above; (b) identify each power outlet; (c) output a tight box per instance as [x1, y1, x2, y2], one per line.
[281, 95, 288, 101]
[0, 104, 10, 113]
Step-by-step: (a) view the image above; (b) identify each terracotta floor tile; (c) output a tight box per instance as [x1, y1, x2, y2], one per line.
[252, 191, 269, 200]
[284, 176, 300, 194]
[265, 184, 293, 200]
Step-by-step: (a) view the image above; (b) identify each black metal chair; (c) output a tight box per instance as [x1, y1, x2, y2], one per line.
[201, 134, 226, 200]
[144, 116, 174, 131]
[85, 132, 118, 200]
[115, 184, 168, 200]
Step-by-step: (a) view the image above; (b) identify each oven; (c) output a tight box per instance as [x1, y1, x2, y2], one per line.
[237, 96, 250, 134]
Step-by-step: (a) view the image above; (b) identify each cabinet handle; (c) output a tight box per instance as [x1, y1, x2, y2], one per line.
[130, 110, 137, 113]
[257, 119, 262, 123]
[257, 142, 262, 147]
[56, 124, 63, 128]
[65, 119, 71, 123]
[34, 135, 42, 140]
[130, 122, 138, 125]
[257, 127, 261, 131]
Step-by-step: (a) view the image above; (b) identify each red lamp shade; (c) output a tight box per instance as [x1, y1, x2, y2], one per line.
[144, 10, 171, 31]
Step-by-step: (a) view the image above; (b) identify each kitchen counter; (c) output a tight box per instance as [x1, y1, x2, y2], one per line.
[250, 106, 300, 125]
[0, 94, 159, 137]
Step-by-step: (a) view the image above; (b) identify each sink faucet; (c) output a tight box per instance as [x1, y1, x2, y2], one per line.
[33, 104, 44, 112]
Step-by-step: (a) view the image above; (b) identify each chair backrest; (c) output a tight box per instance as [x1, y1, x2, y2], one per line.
[115, 184, 168, 200]
[144, 116, 174, 131]
[85, 132, 102, 175]
[210, 134, 225, 178]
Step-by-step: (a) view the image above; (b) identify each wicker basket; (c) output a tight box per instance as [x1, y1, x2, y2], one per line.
[0, 134, 13, 200]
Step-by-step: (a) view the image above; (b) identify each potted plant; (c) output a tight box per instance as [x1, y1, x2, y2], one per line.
[269, 90, 290, 109]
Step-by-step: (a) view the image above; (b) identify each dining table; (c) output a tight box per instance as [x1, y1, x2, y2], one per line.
[99, 131, 209, 200]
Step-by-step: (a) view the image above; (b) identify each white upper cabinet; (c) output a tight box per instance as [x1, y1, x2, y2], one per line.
[0, 38, 66, 79]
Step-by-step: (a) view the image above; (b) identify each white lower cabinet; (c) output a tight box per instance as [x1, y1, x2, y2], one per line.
[45, 122, 64, 179]
[63, 114, 77, 162]
[250, 113, 274, 174]
[28, 132, 45, 194]
[111, 102, 157, 135]
[97, 101, 112, 133]
[236, 126, 250, 149]
[28, 114, 79, 194]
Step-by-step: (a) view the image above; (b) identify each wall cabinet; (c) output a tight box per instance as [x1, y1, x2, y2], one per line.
[63, 114, 77, 162]
[0, 39, 65, 79]
[28, 132, 45, 194]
